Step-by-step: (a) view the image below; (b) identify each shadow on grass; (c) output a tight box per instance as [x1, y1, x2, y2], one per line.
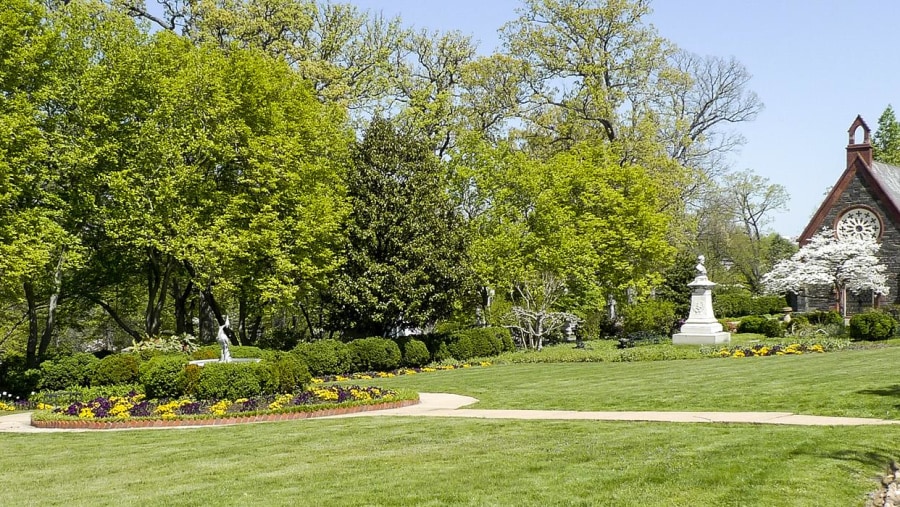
[858, 385, 900, 397]
[823, 448, 896, 476]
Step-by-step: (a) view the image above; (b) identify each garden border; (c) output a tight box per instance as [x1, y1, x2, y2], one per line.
[30, 398, 419, 430]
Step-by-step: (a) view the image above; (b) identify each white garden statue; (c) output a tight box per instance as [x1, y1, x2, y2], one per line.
[217, 316, 232, 363]
[672, 255, 730, 345]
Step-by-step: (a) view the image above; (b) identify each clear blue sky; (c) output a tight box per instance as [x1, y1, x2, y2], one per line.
[351, 0, 900, 239]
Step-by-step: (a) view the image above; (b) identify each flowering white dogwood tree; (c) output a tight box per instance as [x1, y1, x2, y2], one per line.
[761, 230, 889, 317]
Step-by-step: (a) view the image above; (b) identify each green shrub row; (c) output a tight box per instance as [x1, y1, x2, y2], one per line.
[292, 328, 512, 376]
[140, 354, 311, 400]
[849, 311, 898, 341]
[7, 327, 515, 397]
[737, 316, 785, 338]
[713, 294, 787, 318]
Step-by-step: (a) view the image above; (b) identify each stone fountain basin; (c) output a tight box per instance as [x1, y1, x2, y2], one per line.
[188, 358, 262, 367]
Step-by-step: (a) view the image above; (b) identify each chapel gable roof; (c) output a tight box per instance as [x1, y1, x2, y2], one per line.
[798, 117, 900, 244]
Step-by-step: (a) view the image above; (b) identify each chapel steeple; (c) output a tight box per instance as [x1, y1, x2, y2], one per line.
[847, 115, 873, 166]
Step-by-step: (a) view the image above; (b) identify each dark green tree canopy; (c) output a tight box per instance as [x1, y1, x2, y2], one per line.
[333, 117, 469, 337]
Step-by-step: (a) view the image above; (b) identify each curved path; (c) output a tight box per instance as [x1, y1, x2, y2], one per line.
[3, 393, 900, 432]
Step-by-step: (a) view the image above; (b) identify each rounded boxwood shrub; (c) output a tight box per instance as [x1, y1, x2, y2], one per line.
[292, 339, 353, 376]
[621, 300, 677, 335]
[91, 353, 141, 386]
[447, 334, 474, 360]
[196, 362, 265, 400]
[492, 327, 516, 352]
[849, 311, 898, 341]
[737, 315, 768, 334]
[39, 353, 99, 391]
[263, 352, 311, 393]
[713, 293, 753, 318]
[402, 339, 431, 367]
[761, 318, 785, 338]
[139, 355, 188, 399]
[0, 353, 41, 398]
[448, 328, 506, 359]
[348, 337, 402, 372]
[751, 295, 788, 316]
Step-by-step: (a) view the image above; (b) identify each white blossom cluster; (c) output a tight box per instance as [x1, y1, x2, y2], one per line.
[762, 230, 889, 296]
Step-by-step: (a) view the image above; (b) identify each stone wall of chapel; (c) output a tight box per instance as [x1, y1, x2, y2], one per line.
[801, 172, 900, 313]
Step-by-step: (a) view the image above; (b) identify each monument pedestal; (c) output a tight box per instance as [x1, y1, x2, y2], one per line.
[672, 274, 731, 346]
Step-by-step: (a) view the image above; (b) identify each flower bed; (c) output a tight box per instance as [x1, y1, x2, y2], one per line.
[712, 343, 826, 358]
[30, 385, 418, 429]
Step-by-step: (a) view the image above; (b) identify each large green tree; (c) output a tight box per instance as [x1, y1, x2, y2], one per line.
[451, 134, 674, 314]
[874, 105, 900, 165]
[332, 117, 468, 337]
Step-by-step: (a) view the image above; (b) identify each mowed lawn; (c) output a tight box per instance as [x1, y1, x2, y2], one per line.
[3, 346, 900, 506]
[356, 346, 900, 419]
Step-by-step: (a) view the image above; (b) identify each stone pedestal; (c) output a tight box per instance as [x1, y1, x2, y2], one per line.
[673, 275, 731, 345]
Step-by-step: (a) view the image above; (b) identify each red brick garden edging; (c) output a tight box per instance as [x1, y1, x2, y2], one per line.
[30, 398, 419, 430]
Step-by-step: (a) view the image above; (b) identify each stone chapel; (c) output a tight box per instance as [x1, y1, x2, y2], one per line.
[795, 116, 900, 314]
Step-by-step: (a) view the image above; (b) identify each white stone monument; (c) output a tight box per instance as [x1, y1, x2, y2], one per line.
[672, 255, 731, 345]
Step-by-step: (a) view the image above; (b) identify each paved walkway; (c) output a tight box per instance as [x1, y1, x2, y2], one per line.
[3, 393, 900, 433]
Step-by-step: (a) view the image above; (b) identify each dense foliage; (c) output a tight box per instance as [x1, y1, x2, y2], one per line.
[849, 312, 898, 341]
[0, 0, 771, 369]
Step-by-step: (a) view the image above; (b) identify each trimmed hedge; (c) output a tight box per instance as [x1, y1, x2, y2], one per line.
[196, 362, 268, 400]
[714, 293, 787, 318]
[737, 316, 784, 338]
[38, 353, 99, 391]
[292, 339, 353, 376]
[348, 338, 402, 372]
[402, 339, 431, 367]
[621, 300, 677, 335]
[139, 355, 188, 399]
[91, 354, 141, 386]
[849, 311, 898, 341]
[264, 353, 311, 394]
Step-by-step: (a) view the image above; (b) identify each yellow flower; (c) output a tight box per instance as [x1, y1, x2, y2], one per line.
[479, 361, 492, 367]
[732, 350, 745, 358]
[78, 407, 95, 419]
[810, 344, 825, 353]
[350, 389, 372, 401]
[757, 347, 769, 356]
[268, 394, 293, 410]
[311, 378, 324, 384]
[312, 388, 339, 401]
[0, 402, 14, 411]
[718, 348, 730, 357]
[36, 403, 54, 411]
[209, 400, 231, 416]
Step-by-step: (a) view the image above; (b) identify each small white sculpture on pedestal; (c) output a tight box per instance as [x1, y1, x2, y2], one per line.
[217, 316, 232, 363]
[672, 255, 731, 345]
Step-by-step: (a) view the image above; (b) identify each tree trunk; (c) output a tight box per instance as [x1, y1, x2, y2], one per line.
[24, 281, 40, 369]
[238, 290, 248, 344]
[173, 278, 194, 336]
[145, 248, 172, 337]
[93, 298, 143, 342]
[38, 252, 65, 360]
